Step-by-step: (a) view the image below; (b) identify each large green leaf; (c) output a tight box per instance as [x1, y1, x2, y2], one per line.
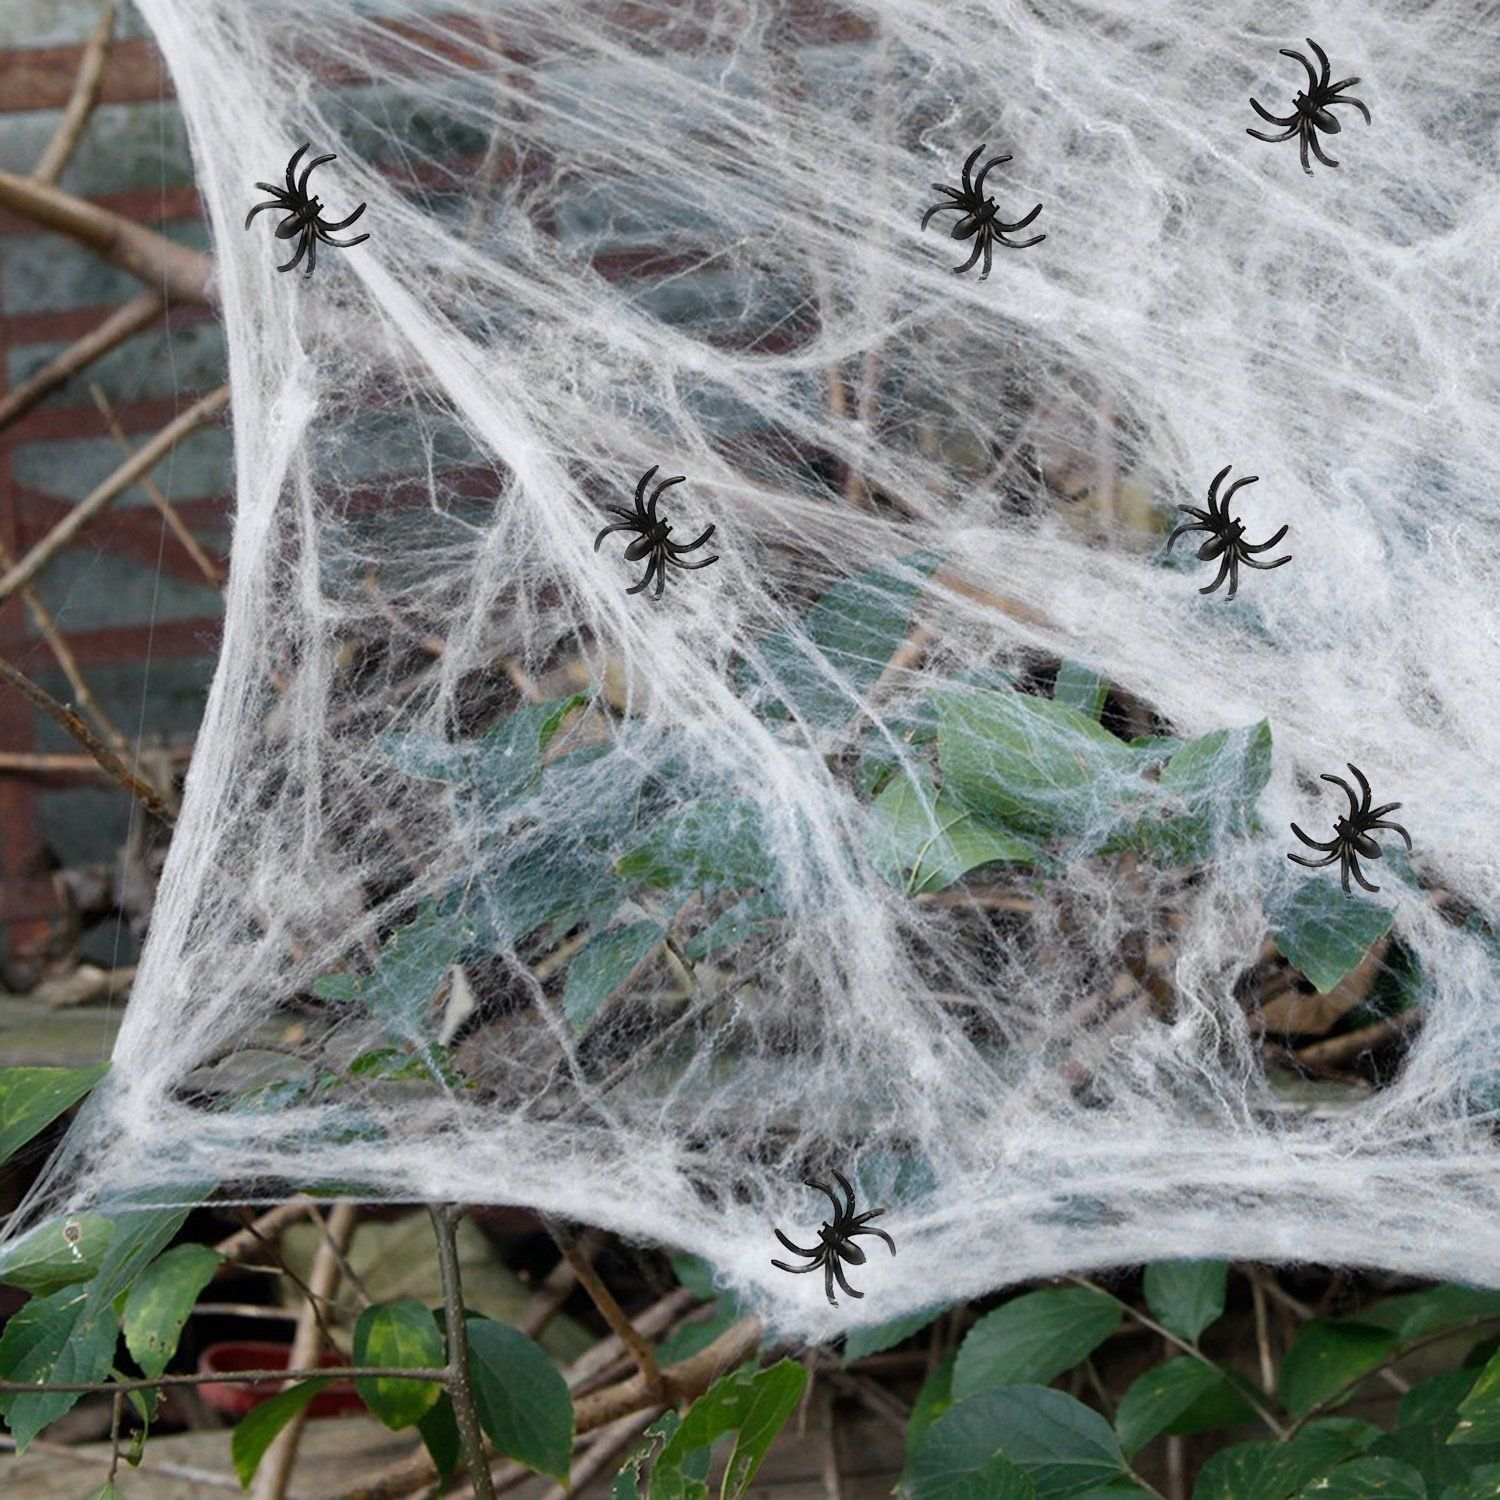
[1453, 1346, 1500, 1445]
[953, 1288, 1121, 1400]
[231, 1378, 330, 1486]
[1192, 1419, 1382, 1500]
[1372, 1422, 1500, 1488]
[1142, 1261, 1229, 1343]
[352, 1299, 445, 1431]
[417, 1395, 461, 1484]
[843, 1303, 947, 1365]
[564, 921, 663, 1029]
[0, 1063, 110, 1165]
[1269, 879, 1395, 994]
[1280, 1320, 1400, 1417]
[0, 1212, 114, 1295]
[865, 769, 1038, 894]
[1293, 1456, 1427, 1497]
[1053, 662, 1107, 721]
[123, 1244, 220, 1380]
[936, 688, 1141, 841]
[466, 1317, 573, 1481]
[650, 1360, 807, 1500]
[1115, 1359, 1239, 1457]
[906, 1392, 1037, 1499]
[753, 554, 940, 729]
[617, 800, 775, 892]
[1137, 722, 1271, 860]
[909, 1353, 957, 1463]
[930, 1386, 1130, 1499]
[1363, 1285, 1500, 1342]
[0, 1285, 117, 1451]
[613, 1411, 681, 1500]
[683, 892, 784, 962]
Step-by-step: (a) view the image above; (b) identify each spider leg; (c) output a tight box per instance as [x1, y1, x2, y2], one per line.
[824, 1260, 838, 1307]
[664, 551, 719, 571]
[929, 183, 964, 198]
[1307, 131, 1340, 169]
[665, 525, 715, 553]
[1240, 551, 1292, 570]
[1338, 850, 1355, 896]
[319, 201, 367, 232]
[1290, 822, 1341, 852]
[996, 228, 1046, 249]
[830, 1169, 858, 1219]
[1250, 98, 1299, 128]
[305, 231, 317, 277]
[960, 143, 986, 195]
[1199, 552, 1233, 596]
[1321, 772, 1361, 820]
[317, 230, 371, 249]
[1281, 48, 1321, 95]
[920, 202, 964, 230]
[1306, 38, 1332, 91]
[245, 198, 286, 228]
[774, 1228, 820, 1257]
[980, 232, 994, 280]
[970, 154, 1012, 196]
[830, 1257, 864, 1301]
[1242, 525, 1289, 552]
[1367, 801, 1403, 820]
[1288, 850, 1340, 869]
[1205, 465, 1233, 517]
[995, 203, 1042, 233]
[1348, 854, 1381, 894]
[652, 552, 668, 599]
[1346, 764, 1374, 819]
[594, 521, 638, 549]
[297, 151, 337, 200]
[1298, 124, 1313, 175]
[626, 554, 661, 596]
[1247, 124, 1300, 143]
[1328, 93, 1371, 125]
[1166, 523, 1212, 551]
[284, 143, 310, 198]
[771, 1258, 823, 1274]
[1367, 820, 1413, 851]
[277, 229, 311, 274]
[1224, 553, 1241, 600]
[953, 235, 985, 276]
[807, 1179, 845, 1221]
[849, 1223, 897, 1256]
[647, 474, 686, 521]
[1221, 472, 1259, 509]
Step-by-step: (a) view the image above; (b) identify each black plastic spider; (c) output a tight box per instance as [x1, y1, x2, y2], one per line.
[245, 143, 370, 276]
[593, 466, 718, 599]
[772, 1170, 896, 1307]
[1289, 763, 1411, 895]
[1248, 38, 1370, 175]
[1168, 465, 1291, 600]
[921, 143, 1045, 279]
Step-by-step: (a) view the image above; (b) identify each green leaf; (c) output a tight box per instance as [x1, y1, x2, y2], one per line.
[953, 1288, 1121, 1399]
[1452, 1347, 1500, 1445]
[651, 1360, 806, 1500]
[0, 1285, 117, 1451]
[564, 921, 663, 1029]
[906, 1393, 1037, 1499]
[356, 905, 473, 1042]
[1139, 722, 1271, 860]
[930, 1386, 1129, 1499]
[655, 1297, 742, 1364]
[0, 1212, 114, 1295]
[123, 1244, 220, 1380]
[1193, 1419, 1382, 1500]
[1280, 1320, 1401, 1417]
[1115, 1359, 1237, 1456]
[936, 688, 1141, 841]
[1270, 879, 1395, 994]
[1293, 1456, 1428, 1497]
[617, 800, 775, 892]
[1142, 1261, 1229, 1342]
[482, 842, 613, 945]
[1363, 1286, 1500, 1342]
[352, 1299, 445, 1431]
[1439, 1463, 1500, 1499]
[909, 1352, 957, 1462]
[466, 1317, 574, 1481]
[1398, 1372, 1479, 1431]
[614, 1411, 681, 1500]
[683, 892, 784, 962]
[0, 1063, 110, 1164]
[1372, 1423, 1500, 1488]
[417, 1395, 461, 1483]
[81, 1484, 121, 1500]
[231, 1378, 329, 1487]
[866, 768, 1039, 894]
[1054, 663, 1108, 721]
[843, 1304, 946, 1365]
[753, 554, 940, 729]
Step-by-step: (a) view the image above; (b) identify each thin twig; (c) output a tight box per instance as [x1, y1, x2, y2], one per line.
[213, 1197, 318, 1263]
[538, 1409, 657, 1500]
[0, 1364, 447, 1395]
[0, 651, 175, 822]
[430, 1205, 496, 1500]
[1294, 1011, 1420, 1069]
[307, 1202, 375, 1309]
[0, 383, 230, 603]
[31, 3, 116, 186]
[91, 383, 226, 586]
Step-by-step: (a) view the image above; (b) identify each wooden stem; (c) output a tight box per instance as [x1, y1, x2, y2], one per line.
[31, 3, 116, 186]
[429, 1205, 496, 1500]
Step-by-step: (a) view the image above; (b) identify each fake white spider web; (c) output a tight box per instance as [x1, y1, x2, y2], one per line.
[19, 0, 1500, 1339]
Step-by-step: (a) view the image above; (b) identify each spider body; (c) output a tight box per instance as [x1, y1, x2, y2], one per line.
[921, 143, 1044, 279]
[1248, 38, 1370, 175]
[1168, 465, 1290, 599]
[594, 466, 718, 598]
[245, 143, 370, 276]
[771, 1169, 896, 1307]
[1289, 763, 1411, 894]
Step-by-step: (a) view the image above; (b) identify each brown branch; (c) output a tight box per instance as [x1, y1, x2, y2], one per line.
[1293, 1010, 1420, 1069]
[31, 4, 116, 186]
[0, 1364, 446, 1396]
[92, 383, 226, 586]
[0, 749, 141, 775]
[0, 169, 213, 304]
[544, 1218, 665, 1400]
[213, 1198, 319, 1263]
[0, 293, 162, 436]
[430, 1206, 496, 1500]
[0, 651, 175, 822]
[0, 383, 230, 603]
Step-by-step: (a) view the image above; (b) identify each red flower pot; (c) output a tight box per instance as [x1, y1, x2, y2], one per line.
[197, 1340, 365, 1419]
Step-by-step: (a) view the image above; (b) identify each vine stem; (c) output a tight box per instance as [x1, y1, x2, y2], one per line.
[0, 1366, 447, 1395]
[429, 1204, 496, 1500]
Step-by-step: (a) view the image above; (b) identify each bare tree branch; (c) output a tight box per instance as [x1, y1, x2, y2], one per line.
[31, 3, 117, 187]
